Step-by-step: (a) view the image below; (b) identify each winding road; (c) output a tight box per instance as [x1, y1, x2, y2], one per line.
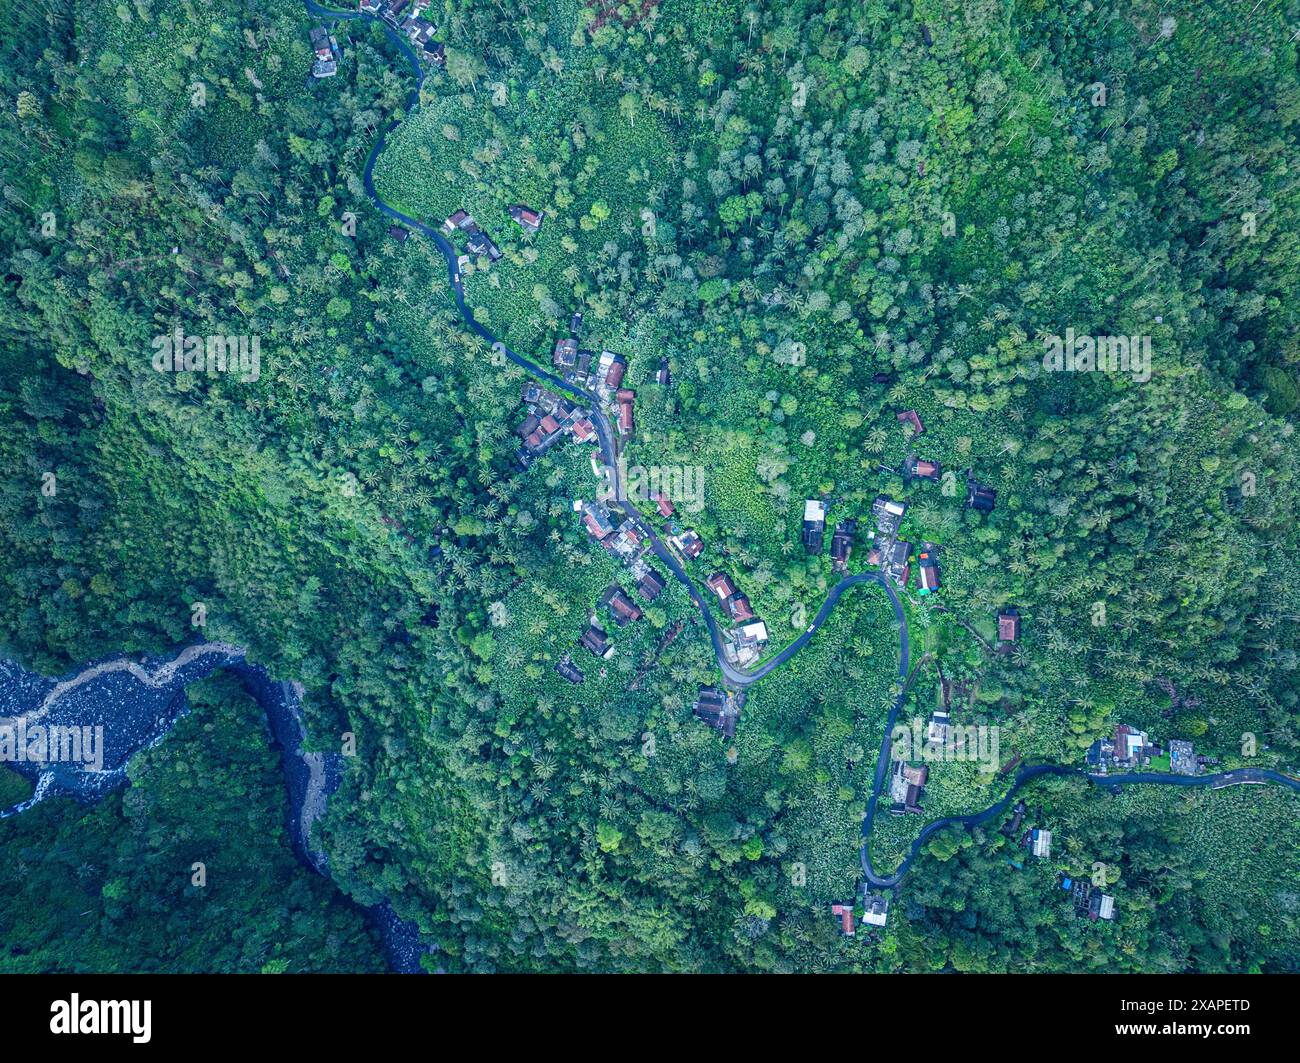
[305, 1, 1300, 891]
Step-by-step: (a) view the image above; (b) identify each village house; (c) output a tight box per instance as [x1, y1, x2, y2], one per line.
[1169, 739, 1199, 775]
[671, 529, 704, 560]
[466, 228, 502, 262]
[401, 13, 437, 48]
[507, 204, 544, 233]
[726, 593, 754, 622]
[606, 519, 645, 562]
[897, 410, 925, 436]
[652, 492, 674, 519]
[615, 388, 635, 437]
[636, 567, 666, 603]
[580, 501, 615, 543]
[309, 26, 339, 78]
[692, 687, 739, 738]
[997, 608, 1021, 642]
[360, 0, 383, 13]
[861, 892, 890, 927]
[927, 710, 951, 748]
[830, 902, 855, 936]
[601, 584, 643, 627]
[905, 455, 941, 482]
[706, 572, 738, 601]
[386, 224, 410, 242]
[916, 543, 940, 595]
[1002, 799, 1027, 838]
[579, 623, 613, 659]
[886, 539, 912, 588]
[830, 519, 856, 571]
[380, 0, 411, 26]
[602, 352, 627, 390]
[1030, 828, 1052, 858]
[552, 338, 577, 369]
[423, 40, 445, 67]
[554, 656, 584, 684]
[442, 209, 472, 234]
[656, 357, 671, 386]
[802, 499, 827, 552]
[889, 760, 928, 814]
[570, 311, 584, 334]
[723, 621, 768, 667]
[966, 478, 997, 514]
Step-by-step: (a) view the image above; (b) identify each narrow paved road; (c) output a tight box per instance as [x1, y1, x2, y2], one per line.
[306, 1, 1300, 891]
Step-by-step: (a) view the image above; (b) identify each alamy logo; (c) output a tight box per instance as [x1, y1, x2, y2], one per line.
[0, 722, 103, 771]
[152, 328, 261, 382]
[1043, 328, 1151, 383]
[603, 454, 705, 513]
[890, 717, 1000, 772]
[50, 995, 151, 1043]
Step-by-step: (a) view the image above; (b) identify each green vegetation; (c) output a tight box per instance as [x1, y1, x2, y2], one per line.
[0, 0, 1296, 972]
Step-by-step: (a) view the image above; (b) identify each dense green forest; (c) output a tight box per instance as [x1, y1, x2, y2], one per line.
[0, 0, 1297, 971]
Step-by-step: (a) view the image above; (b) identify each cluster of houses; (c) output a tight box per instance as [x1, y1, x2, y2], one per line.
[556, 497, 670, 682]
[442, 210, 502, 263]
[515, 381, 597, 468]
[1061, 875, 1117, 922]
[831, 891, 891, 936]
[359, 0, 446, 67]
[866, 495, 913, 588]
[703, 571, 769, 667]
[308, 26, 340, 78]
[552, 336, 636, 437]
[1086, 725, 1206, 776]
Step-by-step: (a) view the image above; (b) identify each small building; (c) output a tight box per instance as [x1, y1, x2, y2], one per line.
[581, 501, 614, 542]
[1002, 800, 1026, 838]
[444, 209, 472, 232]
[579, 623, 613, 659]
[652, 493, 674, 519]
[706, 572, 738, 601]
[1030, 828, 1052, 858]
[966, 479, 997, 514]
[997, 608, 1020, 642]
[554, 656, 585, 684]
[693, 686, 739, 738]
[604, 354, 627, 389]
[831, 902, 855, 937]
[637, 568, 666, 603]
[906, 456, 941, 481]
[387, 225, 410, 242]
[926, 710, 950, 747]
[507, 204, 543, 233]
[423, 40, 445, 67]
[886, 539, 912, 588]
[671, 529, 704, 560]
[553, 337, 578, 369]
[830, 520, 856, 571]
[916, 543, 940, 594]
[726, 593, 755, 623]
[724, 621, 768, 667]
[656, 357, 671, 386]
[889, 761, 928, 814]
[802, 499, 827, 552]
[1096, 894, 1115, 921]
[466, 229, 502, 261]
[861, 893, 890, 927]
[601, 585, 642, 627]
[1169, 739, 1198, 776]
[897, 410, 924, 436]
